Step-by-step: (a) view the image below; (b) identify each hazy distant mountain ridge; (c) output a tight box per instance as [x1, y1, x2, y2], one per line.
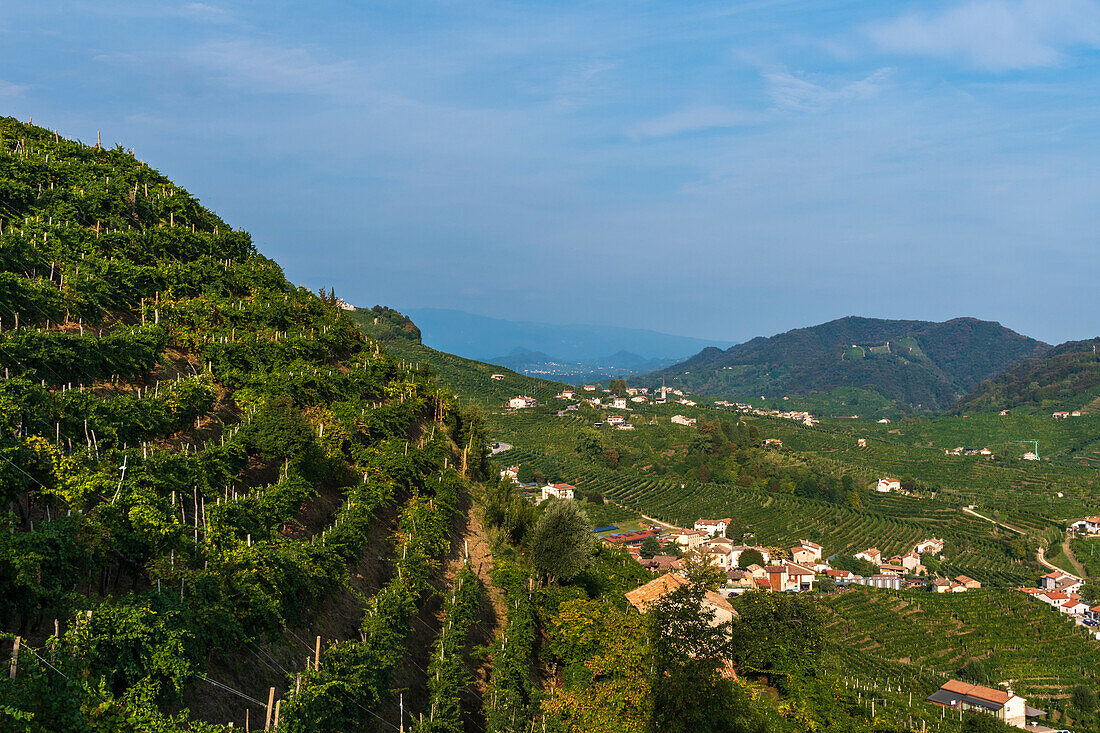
[652, 316, 1048, 410]
[405, 307, 733, 363]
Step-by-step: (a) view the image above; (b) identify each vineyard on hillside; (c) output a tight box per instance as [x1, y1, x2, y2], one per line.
[0, 118, 490, 732]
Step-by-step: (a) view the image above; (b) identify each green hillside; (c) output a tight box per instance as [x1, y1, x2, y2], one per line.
[956, 337, 1100, 414]
[650, 316, 1048, 411]
[0, 117, 488, 731]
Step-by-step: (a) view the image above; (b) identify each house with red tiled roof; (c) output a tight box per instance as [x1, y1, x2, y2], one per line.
[926, 680, 1041, 728]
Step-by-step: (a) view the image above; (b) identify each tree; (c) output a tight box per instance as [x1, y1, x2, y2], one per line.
[830, 554, 878, 577]
[640, 536, 662, 559]
[575, 428, 604, 459]
[724, 522, 741, 540]
[662, 541, 682, 557]
[647, 579, 738, 733]
[529, 500, 597, 583]
[516, 464, 536, 484]
[957, 658, 990, 685]
[732, 591, 823, 694]
[603, 448, 620, 469]
[738, 549, 764, 570]
[921, 552, 942, 574]
[1072, 684, 1098, 712]
[609, 378, 627, 396]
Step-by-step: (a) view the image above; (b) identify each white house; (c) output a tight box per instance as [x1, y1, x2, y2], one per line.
[876, 477, 901, 493]
[796, 540, 823, 562]
[491, 374, 506, 380]
[499, 466, 519, 483]
[556, 389, 575, 399]
[914, 538, 944, 555]
[540, 483, 576, 502]
[611, 397, 628, 409]
[606, 415, 625, 425]
[508, 396, 537, 409]
[927, 680, 1037, 728]
[695, 518, 732, 536]
[855, 547, 882, 565]
[671, 414, 697, 426]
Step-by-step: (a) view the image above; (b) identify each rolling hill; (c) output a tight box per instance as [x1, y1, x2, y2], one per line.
[649, 316, 1048, 411]
[956, 337, 1100, 414]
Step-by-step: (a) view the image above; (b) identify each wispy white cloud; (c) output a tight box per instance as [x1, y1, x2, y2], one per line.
[866, 0, 1100, 71]
[186, 39, 357, 95]
[0, 80, 28, 97]
[178, 3, 231, 23]
[628, 106, 759, 140]
[764, 67, 892, 111]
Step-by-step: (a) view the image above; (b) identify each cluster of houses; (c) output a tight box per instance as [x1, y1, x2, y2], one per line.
[721, 403, 820, 426]
[1018, 570, 1099, 626]
[606, 517, 959, 596]
[944, 446, 994, 457]
[1052, 411, 1082, 419]
[670, 414, 696, 426]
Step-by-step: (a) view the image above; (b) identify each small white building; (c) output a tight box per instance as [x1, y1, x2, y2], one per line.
[499, 466, 519, 483]
[540, 483, 576, 502]
[671, 414, 697, 426]
[876, 477, 901, 493]
[508, 396, 537, 409]
[491, 374, 506, 380]
[695, 518, 732, 536]
[612, 397, 628, 409]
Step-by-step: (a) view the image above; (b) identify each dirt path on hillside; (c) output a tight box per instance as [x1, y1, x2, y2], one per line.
[1037, 542, 1084, 580]
[961, 507, 1025, 535]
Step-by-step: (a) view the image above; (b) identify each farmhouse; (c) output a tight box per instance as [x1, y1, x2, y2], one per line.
[499, 466, 519, 483]
[914, 538, 944, 555]
[1039, 570, 1081, 594]
[539, 483, 576, 502]
[763, 438, 783, 448]
[694, 518, 732, 535]
[926, 680, 1040, 728]
[797, 540, 823, 562]
[855, 547, 882, 565]
[791, 546, 817, 565]
[670, 529, 708, 550]
[612, 397, 628, 409]
[605, 415, 625, 425]
[1071, 516, 1100, 535]
[671, 414, 697, 426]
[954, 575, 981, 590]
[490, 374, 505, 380]
[508, 396, 537, 409]
[876, 477, 901, 493]
[556, 389, 575, 399]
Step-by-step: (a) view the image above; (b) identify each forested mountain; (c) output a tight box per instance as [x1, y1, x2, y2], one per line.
[650, 316, 1048, 411]
[956, 337, 1100, 413]
[0, 117, 489, 731]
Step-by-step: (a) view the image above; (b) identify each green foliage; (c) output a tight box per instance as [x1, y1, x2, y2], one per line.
[529, 501, 597, 583]
[732, 591, 823, 695]
[737, 549, 764, 570]
[639, 536, 661, 559]
[1073, 684, 1098, 713]
[957, 658, 991, 685]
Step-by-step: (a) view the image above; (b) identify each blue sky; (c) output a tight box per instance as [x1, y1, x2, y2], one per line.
[4, 0, 1100, 344]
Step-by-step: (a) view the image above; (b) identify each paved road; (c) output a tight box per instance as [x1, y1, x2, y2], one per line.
[489, 442, 512, 455]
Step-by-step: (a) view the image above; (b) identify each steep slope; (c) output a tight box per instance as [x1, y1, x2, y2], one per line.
[0, 118, 487, 732]
[651, 316, 1048, 410]
[956, 337, 1100, 413]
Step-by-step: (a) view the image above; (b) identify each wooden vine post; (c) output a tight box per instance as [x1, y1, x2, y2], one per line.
[9, 636, 19, 679]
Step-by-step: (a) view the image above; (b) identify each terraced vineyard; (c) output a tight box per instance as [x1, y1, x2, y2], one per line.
[820, 587, 1100, 703]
